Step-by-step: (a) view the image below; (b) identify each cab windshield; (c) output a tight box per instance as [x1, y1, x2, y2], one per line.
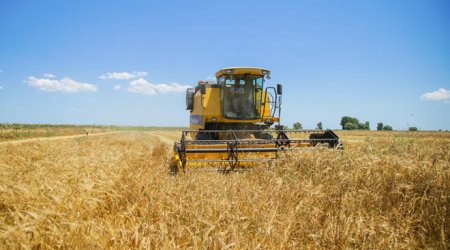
[219, 74, 263, 120]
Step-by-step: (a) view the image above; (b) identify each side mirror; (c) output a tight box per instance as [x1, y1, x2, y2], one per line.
[200, 84, 206, 95]
[186, 88, 195, 110]
[277, 84, 283, 95]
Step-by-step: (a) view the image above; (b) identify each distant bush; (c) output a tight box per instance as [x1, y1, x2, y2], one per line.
[344, 122, 359, 130]
[409, 127, 418, 131]
[377, 122, 393, 131]
[383, 125, 393, 131]
[341, 116, 358, 129]
[293, 122, 302, 130]
[316, 122, 323, 130]
[377, 123, 384, 131]
[341, 116, 370, 130]
[358, 121, 370, 130]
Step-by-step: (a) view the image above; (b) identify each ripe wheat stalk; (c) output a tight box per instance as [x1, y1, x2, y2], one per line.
[0, 131, 448, 248]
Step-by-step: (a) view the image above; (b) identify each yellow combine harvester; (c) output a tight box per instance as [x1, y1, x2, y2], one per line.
[171, 67, 342, 173]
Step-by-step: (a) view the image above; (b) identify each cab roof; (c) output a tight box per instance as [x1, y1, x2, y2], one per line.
[215, 67, 271, 78]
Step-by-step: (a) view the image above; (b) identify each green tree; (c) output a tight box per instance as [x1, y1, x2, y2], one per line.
[409, 127, 418, 131]
[316, 122, 323, 130]
[344, 122, 358, 130]
[293, 122, 302, 130]
[377, 122, 384, 131]
[340, 116, 359, 130]
[357, 121, 370, 130]
[341, 116, 370, 130]
[383, 125, 393, 131]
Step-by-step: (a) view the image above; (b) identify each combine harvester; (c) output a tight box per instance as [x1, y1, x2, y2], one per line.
[171, 67, 343, 173]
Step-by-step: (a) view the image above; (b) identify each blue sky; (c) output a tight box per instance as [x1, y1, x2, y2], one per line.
[0, 0, 449, 130]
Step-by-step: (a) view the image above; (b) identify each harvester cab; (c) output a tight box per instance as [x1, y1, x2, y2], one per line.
[172, 67, 342, 173]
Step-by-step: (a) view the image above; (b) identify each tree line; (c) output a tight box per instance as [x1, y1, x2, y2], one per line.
[292, 116, 419, 131]
[292, 122, 322, 130]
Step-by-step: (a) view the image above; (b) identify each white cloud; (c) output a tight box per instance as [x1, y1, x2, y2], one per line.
[0, 86, 3, 90]
[113, 85, 121, 90]
[127, 78, 191, 96]
[26, 76, 98, 93]
[99, 71, 148, 80]
[44, 73, 56, 78]
[421, 88, 450, 102]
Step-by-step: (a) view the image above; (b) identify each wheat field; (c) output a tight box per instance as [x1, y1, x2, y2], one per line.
[0, 130, 449, 249]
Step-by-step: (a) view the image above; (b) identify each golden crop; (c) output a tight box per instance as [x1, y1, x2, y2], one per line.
[0, 130, 448, 249]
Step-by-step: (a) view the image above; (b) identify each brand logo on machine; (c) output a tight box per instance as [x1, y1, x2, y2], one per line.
[190, 115, 203, 125]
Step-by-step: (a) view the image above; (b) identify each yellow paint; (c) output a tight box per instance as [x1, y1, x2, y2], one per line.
[215, 67, 270, 78]
[188, 67, 279, 130]
[172, 141, 315, 171]
[189, 85, 278, 130]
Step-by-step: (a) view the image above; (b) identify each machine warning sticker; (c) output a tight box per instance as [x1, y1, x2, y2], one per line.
[190, 115, 203, 125]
